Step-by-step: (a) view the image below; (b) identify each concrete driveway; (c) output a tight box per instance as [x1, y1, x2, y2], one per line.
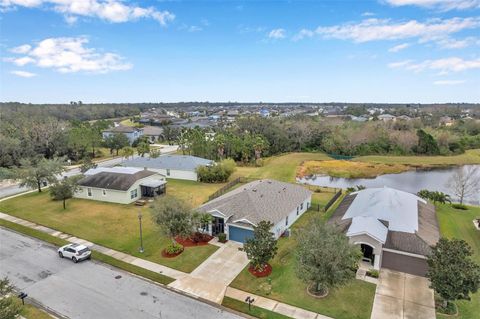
[371, 269, 435, 319]
[168, 241, 249, 303]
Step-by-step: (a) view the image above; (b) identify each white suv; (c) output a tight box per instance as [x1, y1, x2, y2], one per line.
[58, 244, 91, 263]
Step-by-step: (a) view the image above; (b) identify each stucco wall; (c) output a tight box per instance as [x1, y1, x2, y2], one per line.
[136, 167, 197, 181]
[102, 130, 143, 145]
[348, 234, 383, 255]
[74, 174, 165, 204]
[272, 196, 312, 239]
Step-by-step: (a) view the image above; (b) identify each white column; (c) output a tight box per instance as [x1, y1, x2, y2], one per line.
[374, 254, 381, 270]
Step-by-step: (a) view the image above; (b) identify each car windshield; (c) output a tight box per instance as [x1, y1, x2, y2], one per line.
[78, 248, 90, 254]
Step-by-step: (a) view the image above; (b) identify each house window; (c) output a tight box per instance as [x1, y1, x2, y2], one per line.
[130, 189, 138, 199]
[166, 169, 170, 176]
[285, 216, 289, 226]
[102, 189, 107, 196]
[301, 203, 304, 210]
[87, 188, 92, 197]
[297, 207, 299, 215]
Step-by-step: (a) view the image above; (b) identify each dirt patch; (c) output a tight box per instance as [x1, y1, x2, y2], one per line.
[248, 263, 272, 278]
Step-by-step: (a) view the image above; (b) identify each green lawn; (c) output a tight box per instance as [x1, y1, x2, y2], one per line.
[222, 297, 292, 319]
[0, 180, 224, 273]
[19, 302, 53, 319]
[356, 149, 480, 166]
[436, 203, 480, 319]
[230, 201, 376, 319]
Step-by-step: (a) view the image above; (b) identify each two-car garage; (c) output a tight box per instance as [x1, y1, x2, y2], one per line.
[228, 225, 254, 244]
[381, 250, 429, 277]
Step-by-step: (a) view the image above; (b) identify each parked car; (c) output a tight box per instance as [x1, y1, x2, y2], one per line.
[58, 243, 91, 263]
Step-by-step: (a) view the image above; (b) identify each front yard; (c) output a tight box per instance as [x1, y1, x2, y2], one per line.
[229, 201, 376, 319]
[436, 203, 480, 319]
[0, 179, 225, 273]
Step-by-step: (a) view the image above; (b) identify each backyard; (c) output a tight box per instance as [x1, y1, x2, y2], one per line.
[229, 194, 377, 319]
[0, 179, 225, 273]
[436, 203, 480, 319]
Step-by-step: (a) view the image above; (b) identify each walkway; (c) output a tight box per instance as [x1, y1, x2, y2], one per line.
[370, 269, 435, 319]
[0, 212, 186, 280]
[225, 287, 333, 319]
[168, 240, 249, 303]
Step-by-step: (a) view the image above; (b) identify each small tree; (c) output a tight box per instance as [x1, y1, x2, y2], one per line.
[414, 129, 440, 155]
[150, 195, 194, 245]
[0, 277, 22, 319]
[427, 238, 480, 310]
[150, 148, 161, 158]
[49, 176, 81, 209]
[104, 133, 129, 156]
[295, 219, 361, 296]
[244, 221, 278, 272]
[417, 190, 451, 205]
[121, 146, 134, 160]
[80, 157, 97, 173]
[15, 157, 65, 192]
[136, 142, 150, 157]
[447, 166, 480, 205]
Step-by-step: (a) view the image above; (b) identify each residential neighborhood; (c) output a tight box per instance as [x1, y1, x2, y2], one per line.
[1, 1, 480, 319]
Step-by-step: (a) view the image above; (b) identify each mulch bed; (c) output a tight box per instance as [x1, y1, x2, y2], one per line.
[175, 234, 213, 247]
[161, 248, 184, 258]
[248, 263, 272, 278]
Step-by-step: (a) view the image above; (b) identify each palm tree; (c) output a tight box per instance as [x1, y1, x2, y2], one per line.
[253, 135, 268, 163]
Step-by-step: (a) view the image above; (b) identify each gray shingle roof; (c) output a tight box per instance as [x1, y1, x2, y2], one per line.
[121, 155, 213, 172]
[198, 179, 313, 226]
[78, 170, 156, 191]
[103, 125, 142, 133]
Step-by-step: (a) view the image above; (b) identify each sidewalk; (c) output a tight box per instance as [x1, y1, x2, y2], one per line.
[225, 287, 333, 319]
[0, 212, 186, 280]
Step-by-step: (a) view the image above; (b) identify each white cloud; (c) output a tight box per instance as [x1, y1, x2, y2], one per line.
[179, 24, 202, 32]
[0, 0, 175, 25]
[433, 80, 466, 85]
[389, 43, 410, 52]
[384, 0, 480, 11]
[10, 44, 31, 54]
[389, 57, 480, 74]
[300, 17, 480, 43]
[268, 28, 286, 39]
[436, 36, 480, 48]
[11, 70, 37, 77]
[6, 37, 132, 74]
[292, 28, 315, 41]
[362, 12, 375, 16]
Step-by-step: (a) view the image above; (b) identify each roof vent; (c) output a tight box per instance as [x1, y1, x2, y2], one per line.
[252, 189, 257, 192]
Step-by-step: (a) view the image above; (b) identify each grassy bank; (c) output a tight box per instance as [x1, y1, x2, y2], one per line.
[356, 149, 480, 166]
[298, 160, 408, 178]
[436, 203, 480, 319]
[0, 219, 175, 285]
[222, 296, 291, 319]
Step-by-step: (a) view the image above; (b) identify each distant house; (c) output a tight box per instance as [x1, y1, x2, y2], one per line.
[121, 155, 213, 181]
[378, 114, 396, 122]
[142, 126, 164, 143]
[329, 187, 439, 276]
[102, 125, 143, 144]
[75, 167, 166, 204]
[198, 179, 313, 243]
[396, 115, 412, 121]
[259, 109, 270, 117]
[439, 116, 454, 127]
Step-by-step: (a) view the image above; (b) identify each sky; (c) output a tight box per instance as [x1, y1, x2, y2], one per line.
[0, 0, 479, 104]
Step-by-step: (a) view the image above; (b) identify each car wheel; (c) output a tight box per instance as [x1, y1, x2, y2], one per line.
[58, 252, 63, 258]
[72, 257, 78, 263]
[87, 255, 91, 260]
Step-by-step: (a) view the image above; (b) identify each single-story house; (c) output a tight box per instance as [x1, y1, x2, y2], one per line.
[198, 179, 313, 243]
[120, 155, 214, 181]
[142, 126, 164, 143]
[102, 125, 143, 145]
[329, 187, 439, 276]
[75, 167, 166, 204]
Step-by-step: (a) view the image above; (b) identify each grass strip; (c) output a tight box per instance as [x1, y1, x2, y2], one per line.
[0, 219, 175, 285]
[222, 296, 292, 319]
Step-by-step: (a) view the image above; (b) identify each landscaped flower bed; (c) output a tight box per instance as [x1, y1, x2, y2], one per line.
[175, 232, 213, 247]
[162, 243, 184, 258]
[248, 263, 272, 278]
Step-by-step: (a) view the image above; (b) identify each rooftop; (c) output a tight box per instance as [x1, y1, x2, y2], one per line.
[79, 168, 158, 191]
[121, 155, 213, 172]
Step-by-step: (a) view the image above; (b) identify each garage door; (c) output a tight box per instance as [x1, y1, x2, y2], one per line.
[228, 226, 254, 244]
[382, 251, 428, 277]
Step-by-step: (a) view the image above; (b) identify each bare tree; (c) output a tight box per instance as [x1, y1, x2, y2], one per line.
[447, 166, 480, 205]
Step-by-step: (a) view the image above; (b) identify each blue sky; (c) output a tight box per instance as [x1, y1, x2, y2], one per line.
[0, 0, 479, 103]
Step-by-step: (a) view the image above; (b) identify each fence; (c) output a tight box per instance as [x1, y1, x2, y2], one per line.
[327, 153, 355, 160]
[324, 189, 343, 212]
[206, 177, 253, 202]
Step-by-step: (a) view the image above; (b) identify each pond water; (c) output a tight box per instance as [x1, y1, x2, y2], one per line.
[297, 165, 480, 205]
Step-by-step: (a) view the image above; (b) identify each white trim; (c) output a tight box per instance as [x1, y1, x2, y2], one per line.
[349, 231, 386, 244]
[382, 248, 428, 260]
[231, 218, 257, 227]
[228, 223, 254, 231]
[353, 241, 378, 249]
[208, 209, 228, 218]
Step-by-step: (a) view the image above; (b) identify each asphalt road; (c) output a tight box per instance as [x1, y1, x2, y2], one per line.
[0, 227, 244, 319]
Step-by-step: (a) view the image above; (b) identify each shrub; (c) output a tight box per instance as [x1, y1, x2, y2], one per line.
[366, 269, 379, 278]
[197, 158, 236, 183]
[218, 233, 227, 243]
[451, 203, 468, 210]
[165, 243, 183, 255]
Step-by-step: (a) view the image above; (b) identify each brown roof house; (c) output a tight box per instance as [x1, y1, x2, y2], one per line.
[198, 179, 312, 243]
[74, 167, 166, 204]
[329, 187, 439, 276]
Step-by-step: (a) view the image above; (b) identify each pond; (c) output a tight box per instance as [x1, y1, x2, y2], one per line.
[297, 165, 480, 205]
